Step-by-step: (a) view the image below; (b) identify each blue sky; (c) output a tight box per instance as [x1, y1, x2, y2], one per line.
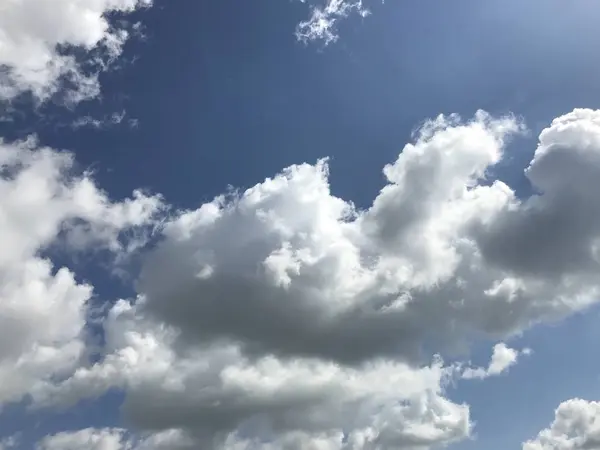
[2, 1, 600, 449]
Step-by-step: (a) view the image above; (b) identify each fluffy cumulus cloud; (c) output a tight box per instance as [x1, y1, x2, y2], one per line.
[105, 109, 600, 367]
[34, 298, 470, 449]
[0, 137, 162, 410]
[523, 399, 600, 450]
[0, 0, 152, 103]
[19, 108, 600, 449]
[1, 107, 600, 448]
[296, 0, 371, 44]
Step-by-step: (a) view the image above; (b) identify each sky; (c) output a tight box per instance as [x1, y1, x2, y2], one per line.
[1, 0, 600, 449]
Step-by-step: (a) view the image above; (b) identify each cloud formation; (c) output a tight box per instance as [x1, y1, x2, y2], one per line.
[462, 343, 530, 380]
[38, 429, 128, 450]
[35, 297, 470, 449]
[130, 111, 526, 366]
[296, 0, 370, 44]
[523, 399, 600, 450]
[0, 137, 162, 409]
[37, 428, 195, 450]
[0, 435, 18, 450]
[0, 0, 152, 103]
[22, 108, 600, 449]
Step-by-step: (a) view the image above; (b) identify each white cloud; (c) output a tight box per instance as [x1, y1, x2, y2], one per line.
[35, 298, 470, 449]
[0, 0, 153, 103]
[14, 108, 600, 449]
[37, 428, 196, 450]
[523, 399, 600, 450]
[37, 428, 128, 450]
[296, 0, 371, 45]
[117, 111, 528, 367]
[462, 343, 530, 380]
[0, 137, 162, 409]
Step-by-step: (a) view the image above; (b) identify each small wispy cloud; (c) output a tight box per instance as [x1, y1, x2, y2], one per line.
[462, 343, 532, 380]
[71, 111, 139, 130]
[296, 0, 371, 45]
[0, 434, 20, 450]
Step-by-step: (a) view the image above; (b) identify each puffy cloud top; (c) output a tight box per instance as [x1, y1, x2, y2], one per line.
[0, 137, 162, 408]
[524, 399, 600, 450]
[0, 0, 152, 102]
